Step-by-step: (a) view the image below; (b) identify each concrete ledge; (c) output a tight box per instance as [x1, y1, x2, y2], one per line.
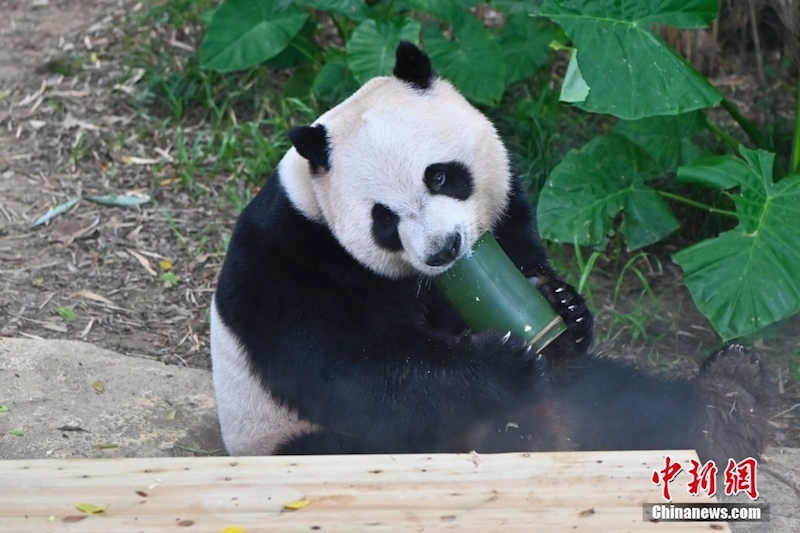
[0, 338, 222, 459]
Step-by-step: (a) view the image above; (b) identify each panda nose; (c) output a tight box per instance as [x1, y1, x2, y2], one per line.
[425, 233, 462, 267]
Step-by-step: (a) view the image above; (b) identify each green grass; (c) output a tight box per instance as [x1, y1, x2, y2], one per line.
[546, 241, 716, 371]
[113, 0, 322, 210]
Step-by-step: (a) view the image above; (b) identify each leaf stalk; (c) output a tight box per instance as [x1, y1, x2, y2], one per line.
[658, 191, 738, 219]
[791, 73, 800, 175]
[720, 97, 771, 151]
[706, 121, 741, 156]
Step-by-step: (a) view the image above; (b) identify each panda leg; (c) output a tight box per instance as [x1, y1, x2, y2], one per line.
[468, 345, 766, 464]
[275, 430, 371, 455]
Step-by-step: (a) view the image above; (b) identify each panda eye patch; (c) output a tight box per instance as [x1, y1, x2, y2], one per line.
[424, 162, 473, 200]
[371, 203, 403, 252]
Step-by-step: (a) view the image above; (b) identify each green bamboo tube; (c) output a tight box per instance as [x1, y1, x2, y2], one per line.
[434, 233, 566, 353]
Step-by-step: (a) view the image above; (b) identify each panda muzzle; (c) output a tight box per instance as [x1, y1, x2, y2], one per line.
[425, 233, 462, 267]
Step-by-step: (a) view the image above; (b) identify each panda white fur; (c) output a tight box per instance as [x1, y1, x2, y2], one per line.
[211, 42, 765, 463]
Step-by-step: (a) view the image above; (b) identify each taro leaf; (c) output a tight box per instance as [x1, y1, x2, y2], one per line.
[263, 19, 321, 70]
[297, 0, 368, 20]
[560, 52, 589, 103]
[199, 7, 217, 25]
[347, 18, 421, 85]
[422, 14, 505, 105]
[199, 0, 309, 72]
[615, 111, 707, 173]
[497, 13, 555, 85]
[314, 49, 360, 102]
[673, 149, 800, 340]
[400, 0, 481, 22]
[84, 194, 149, 207]
[537, 0, 722, 119]
[493, 0, 540, 16]
[33, 198, 79, 226]
[538, 135, 678, 251]
[283, 65, 317, 101]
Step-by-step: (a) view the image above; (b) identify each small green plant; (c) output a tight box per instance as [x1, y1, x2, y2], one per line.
[161, 271, 179, 286]
[56, 306, 76, 321]
[164, 211, 189, 246]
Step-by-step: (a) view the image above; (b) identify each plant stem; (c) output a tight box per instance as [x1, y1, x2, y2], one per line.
[791, 73, 800, 174]
[706, 121, 741, 155]
[658, 191, 738, 218]
[720, 98, 771, 150]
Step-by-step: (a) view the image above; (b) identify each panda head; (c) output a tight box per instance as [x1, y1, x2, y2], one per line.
[280, 41, 511, 279]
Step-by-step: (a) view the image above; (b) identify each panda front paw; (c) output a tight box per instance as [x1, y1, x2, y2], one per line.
[527, 270, 592, 357]
[469, 330, 541, 396]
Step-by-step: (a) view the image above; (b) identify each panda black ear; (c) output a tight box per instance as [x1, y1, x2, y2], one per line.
[393, 41, 434, 91]
[288, 124, 331, 173]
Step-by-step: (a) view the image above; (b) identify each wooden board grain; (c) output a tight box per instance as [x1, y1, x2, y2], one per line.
[0, 449, 730, 532]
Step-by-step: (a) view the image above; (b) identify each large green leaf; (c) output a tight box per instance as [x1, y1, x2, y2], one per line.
[283, 65, 317, 101]
[199, 0, 309, 72]
[263, 18, 321, 70]
[347, 19, 422, 85]
[493, 0, 540, 16]
[497, 14, 555, 85]
[298, 0, 368, 21]
[400, 0, 482, 22]
[615, 111, 707, 173]
[560, 52, 589, 103]
[537, 0, 722, 119]
[314, 49, 360, 102]
[422, 14, 505, 105]
[673, 149, 800, 340]
[538, 135, 678, 250]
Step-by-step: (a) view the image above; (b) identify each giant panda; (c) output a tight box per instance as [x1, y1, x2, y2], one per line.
[211, 42, 765, 465]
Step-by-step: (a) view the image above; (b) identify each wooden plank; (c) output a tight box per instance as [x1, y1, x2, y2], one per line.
[0, 450, 730, 532]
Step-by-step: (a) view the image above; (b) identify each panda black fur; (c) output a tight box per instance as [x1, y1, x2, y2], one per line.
[212, 42, 765, 464]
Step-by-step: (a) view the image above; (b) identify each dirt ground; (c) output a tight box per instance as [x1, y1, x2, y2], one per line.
[1, 0, 799, 446]
[0, 0, 227, 367]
